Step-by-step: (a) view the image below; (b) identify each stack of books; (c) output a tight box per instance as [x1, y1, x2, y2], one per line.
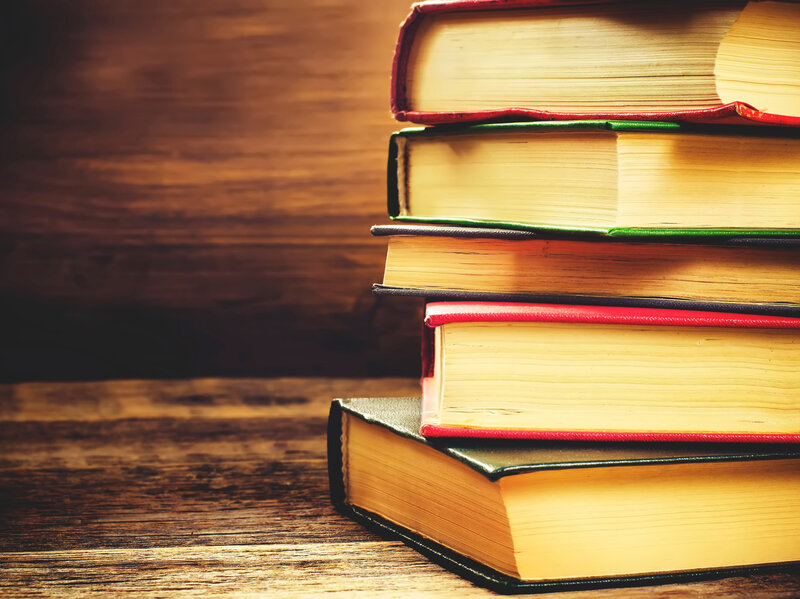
[329, 0, 800, 593]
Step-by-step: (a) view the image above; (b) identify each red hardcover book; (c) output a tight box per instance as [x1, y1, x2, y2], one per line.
[392, 0, 800, 126]
[421, 302, 800, 442]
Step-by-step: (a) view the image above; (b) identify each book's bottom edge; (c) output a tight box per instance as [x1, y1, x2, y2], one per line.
[420, 424, 800, 444]
[334, 502, 800, 594]
[393, 103, 800, 127]
[388, 217, 800, 239]
[372, 285, 800, 317]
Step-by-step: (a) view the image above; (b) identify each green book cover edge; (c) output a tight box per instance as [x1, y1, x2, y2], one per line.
[388, 120, 800, 239]
[610, 228, 800, 238]
[388, 216, 800, 238]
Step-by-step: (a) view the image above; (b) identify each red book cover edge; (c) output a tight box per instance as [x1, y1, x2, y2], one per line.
[391, 0, 800, 126]
[419, 423, 800, 443]
[424, 301, 800, 329]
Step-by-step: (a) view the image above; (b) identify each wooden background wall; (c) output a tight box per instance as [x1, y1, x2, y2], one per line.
[0, 0, 423, 381]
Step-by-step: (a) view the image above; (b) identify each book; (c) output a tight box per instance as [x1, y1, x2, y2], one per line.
[420, 302, 800, 442]
[392, 0, 800, 126]
[389, 121, 800, 236]
[372, 224, 800, 316]
[328, 396, 800, 593]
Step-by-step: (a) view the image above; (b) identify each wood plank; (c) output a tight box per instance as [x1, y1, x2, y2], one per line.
[1, 378, 799, 597]
[4, 545, 799, 598]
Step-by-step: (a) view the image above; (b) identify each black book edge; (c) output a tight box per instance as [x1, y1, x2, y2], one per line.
[370, 223, 800, 246]
[372, 285, 800, 318]
[326, 399, 800, 594]
[387, 133, 401, 219]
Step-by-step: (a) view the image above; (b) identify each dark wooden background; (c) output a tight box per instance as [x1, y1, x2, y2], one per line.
[0, 0, 422, 382]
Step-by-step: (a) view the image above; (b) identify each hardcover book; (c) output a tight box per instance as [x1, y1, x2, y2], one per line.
[372, 224, 800, 316]
[392, 0, 800, 125]
[389, 121, 800, 236]
[420, 302, 800, 442]
[329, 397, 800, 593]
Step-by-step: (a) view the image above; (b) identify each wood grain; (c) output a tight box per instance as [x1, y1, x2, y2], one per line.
[1, 378, 799, 597]
[0, 0, 421, 381]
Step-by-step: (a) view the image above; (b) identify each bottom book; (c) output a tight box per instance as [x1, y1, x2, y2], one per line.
[328, 397, 800, 594]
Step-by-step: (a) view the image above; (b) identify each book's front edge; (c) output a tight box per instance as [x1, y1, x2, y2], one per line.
[339, 502, 800, 595]
[372, 285, 800, 317]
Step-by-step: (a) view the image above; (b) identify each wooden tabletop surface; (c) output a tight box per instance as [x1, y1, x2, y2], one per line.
[1, 377, 799, 597]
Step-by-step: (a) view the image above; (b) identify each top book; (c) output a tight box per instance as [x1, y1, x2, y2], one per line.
[392, 0, 800, 125]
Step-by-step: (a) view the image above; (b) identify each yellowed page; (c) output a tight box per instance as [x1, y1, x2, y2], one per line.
[439, 321, 800, 434]
[616, 132, 800, 228]
[716, 1, 800, 116]
[407, 3, 739, 112]
[503, 459, 800, 580]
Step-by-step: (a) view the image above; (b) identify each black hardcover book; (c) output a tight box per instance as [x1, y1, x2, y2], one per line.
[328, 397, 800, 594]
[371, 224, 800, 316]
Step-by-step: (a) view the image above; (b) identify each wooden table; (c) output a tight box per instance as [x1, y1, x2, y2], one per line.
[2, 378, 799, 597]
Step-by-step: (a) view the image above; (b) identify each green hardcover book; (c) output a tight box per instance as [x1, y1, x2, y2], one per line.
[388, 121, 800, 238]
[328, 397, 800, 594]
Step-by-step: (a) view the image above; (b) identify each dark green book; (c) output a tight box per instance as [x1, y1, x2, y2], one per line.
[388, 120, 800, 238]
[328, 397, 800, 594]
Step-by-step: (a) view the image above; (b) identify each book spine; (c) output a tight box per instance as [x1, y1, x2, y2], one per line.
[390, 5, 421, 118]
[421, 316, 436, 379]
[387, 133, 401, 218]
[326, 399, 347, 509]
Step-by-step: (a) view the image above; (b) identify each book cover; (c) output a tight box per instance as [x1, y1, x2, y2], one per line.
[420, 302, 800, 442]
[328, 397, 800, 593]
[391, 0, 800, 126]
